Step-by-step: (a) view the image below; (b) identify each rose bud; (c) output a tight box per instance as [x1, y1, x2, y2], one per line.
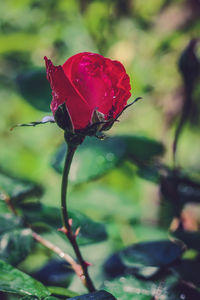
[44, 52, 132, 144]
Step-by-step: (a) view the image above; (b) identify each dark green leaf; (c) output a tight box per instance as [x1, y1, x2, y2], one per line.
[104, 240, 184, 279]
[0, 170, 43, 204]
[68, 210, 107, 245]
[47, 286, 78, 298]
[0, 213, 21, 234]
[16, 69, 51, 112]
[0, 214, 33, 266]
[69, 290, 116, 300]
[120, 240, 184, 267]
[0, 260, 50, 297]
[0, 228, 33, 265]
[51, 136, 126, 183]
[31, 259, 73, 287]
[21, 204, 107, 245]
[136, 165, 160, 183]
[124, 135, 165, 163]
[173, 230, 200, 251]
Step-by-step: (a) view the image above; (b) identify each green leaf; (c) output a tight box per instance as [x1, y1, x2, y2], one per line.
[0, 170, 43, 204]
[47, 286, 79, 298]
[31, 259, 73, 287]
[0, 213, 33, 266]
[0, 228, 33, 265]
[104, 275, 200, 300]
[51, 136, 126, 183]
[16, 69, 51, 112]
[20, 296, 39, 300]
[44, 297, 60, 300]
[69, 210, 107, 245]
[120, 240, 184, 267]
[173, 230, 200, 251]
[104, 276, 159, 300]
[21, 204, 107, 245]
[136, 165, 160, 183]
[51, 135, 164, 184]
[104, 240, 184, 279]
[0, 213, 21, 234]
[0, 259, 50, 298]
[124, 135, 165, 163]
[68, 290, 116, 300]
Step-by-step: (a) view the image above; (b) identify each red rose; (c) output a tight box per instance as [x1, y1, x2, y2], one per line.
[44, 52, 131, 130]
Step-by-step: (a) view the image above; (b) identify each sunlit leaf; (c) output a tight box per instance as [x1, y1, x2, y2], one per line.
[0, 260, 50, 297]
[0, 228, 33, 265]
[0, 214, 33, 266]
[104, 275, 200, 300]
[47, 286, 78, 298]
[0, 213, 21, 234]
[51, 135, 164, 184]
[51, 136, 126, 183]
[104, 276, 159, 300]
[68, 290, 116, 300]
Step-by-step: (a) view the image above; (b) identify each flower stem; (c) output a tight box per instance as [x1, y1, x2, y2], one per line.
[61, 145, 96, 292]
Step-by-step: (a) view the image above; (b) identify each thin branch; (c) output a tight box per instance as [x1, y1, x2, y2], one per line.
[32, 232, 83, 279]
[2, 191, 86, 286]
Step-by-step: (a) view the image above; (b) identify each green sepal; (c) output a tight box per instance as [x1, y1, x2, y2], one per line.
[54, 103, 74, 131]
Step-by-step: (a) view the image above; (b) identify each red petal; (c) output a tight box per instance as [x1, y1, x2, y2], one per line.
[62, 52, 131, 121]
[44, 56, 92, 129]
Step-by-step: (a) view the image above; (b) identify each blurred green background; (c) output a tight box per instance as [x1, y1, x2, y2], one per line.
[0, 0, 200, 296]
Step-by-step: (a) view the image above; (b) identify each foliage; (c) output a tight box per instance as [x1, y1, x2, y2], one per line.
[0, 0, 200, 299]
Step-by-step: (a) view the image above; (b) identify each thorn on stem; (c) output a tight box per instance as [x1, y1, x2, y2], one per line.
[69, 218, 73, 226]
[84, 261, 93, 268]
[74, 227, 81, 238]
[58, 227, 68, 234]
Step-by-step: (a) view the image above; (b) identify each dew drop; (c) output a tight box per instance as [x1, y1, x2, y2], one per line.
[106, 152, 114, 161]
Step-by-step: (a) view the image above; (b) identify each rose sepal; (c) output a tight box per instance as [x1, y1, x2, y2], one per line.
[10, 116, 55, 131]
[60, 97, 142, 147]
[101, 96, 142, 131]
[54, 103, 74, 132]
